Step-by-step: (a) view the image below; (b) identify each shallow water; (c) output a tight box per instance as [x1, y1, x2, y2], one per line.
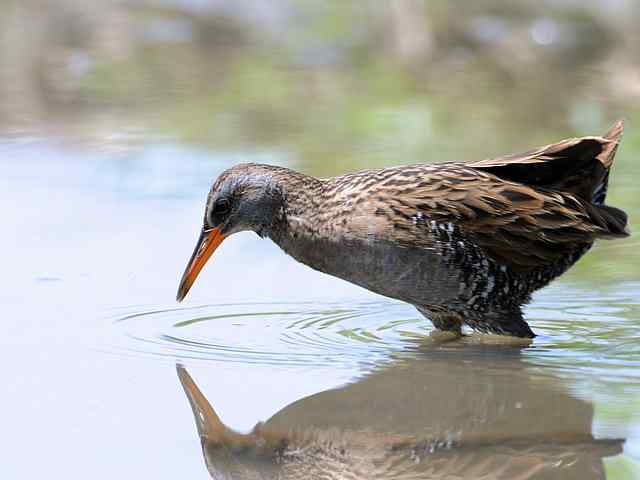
[3, 2, 640, 477]
[2, 138, 639, 479]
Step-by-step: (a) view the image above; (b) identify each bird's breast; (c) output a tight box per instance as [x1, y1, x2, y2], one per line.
[271, 230, 465, 307]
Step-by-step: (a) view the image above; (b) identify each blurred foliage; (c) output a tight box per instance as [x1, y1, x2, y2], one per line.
[604, 456, 640, 480]
[2, 6, 640, 476]
[0, 0, 639, 282]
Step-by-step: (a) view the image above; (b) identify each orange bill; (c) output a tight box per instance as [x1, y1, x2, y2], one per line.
[176, 227, 226, 302]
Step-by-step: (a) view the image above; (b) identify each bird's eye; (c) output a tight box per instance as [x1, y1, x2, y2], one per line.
[213, 198, 231, 216]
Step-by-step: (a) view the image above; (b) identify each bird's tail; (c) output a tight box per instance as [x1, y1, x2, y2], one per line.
[586, 120, 629, 238]
[592, 120, 623, 205]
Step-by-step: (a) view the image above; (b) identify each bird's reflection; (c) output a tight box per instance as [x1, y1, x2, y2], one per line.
[177, 339, 623, 479]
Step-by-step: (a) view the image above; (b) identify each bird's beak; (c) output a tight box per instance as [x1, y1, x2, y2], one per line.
[176, 227, 226, 302]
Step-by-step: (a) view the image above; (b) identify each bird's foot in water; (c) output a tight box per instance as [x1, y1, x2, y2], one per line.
[462, 332, 534, 346]
[428, 328, 463, 343]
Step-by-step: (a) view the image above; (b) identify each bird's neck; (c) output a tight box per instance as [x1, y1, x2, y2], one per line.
[266, 169, 333, 260]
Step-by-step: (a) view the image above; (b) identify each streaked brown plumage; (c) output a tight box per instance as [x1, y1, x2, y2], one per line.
[177, 121, 629, 338]
[177, 362, 622, 479]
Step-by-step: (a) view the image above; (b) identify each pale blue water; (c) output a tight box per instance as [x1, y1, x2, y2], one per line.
[2, 141, 639, 478]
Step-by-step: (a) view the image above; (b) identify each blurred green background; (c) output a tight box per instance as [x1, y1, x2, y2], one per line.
[2, 3, 640, 479]
[1, 0, 638, 277]
[3, 2, 639, 148]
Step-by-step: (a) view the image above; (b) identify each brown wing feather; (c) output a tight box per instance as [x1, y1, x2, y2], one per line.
[399, 167, 612, 271]
[340, 121, 626, 272]
[468, 120, 623, 203]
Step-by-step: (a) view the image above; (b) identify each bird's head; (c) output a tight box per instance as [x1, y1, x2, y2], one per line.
[176, 164, 285, 301]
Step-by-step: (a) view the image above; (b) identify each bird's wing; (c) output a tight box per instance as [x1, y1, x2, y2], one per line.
[467, 120, 623, 202]
[390, 166, 607, 271]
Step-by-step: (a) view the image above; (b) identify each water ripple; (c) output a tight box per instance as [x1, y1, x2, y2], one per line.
[108, 283, 640, 386]
[110, 301, 426, 369]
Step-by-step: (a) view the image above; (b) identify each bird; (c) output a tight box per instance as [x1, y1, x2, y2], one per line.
[176, 121, 629, 338]
[176, 360, 622, 479]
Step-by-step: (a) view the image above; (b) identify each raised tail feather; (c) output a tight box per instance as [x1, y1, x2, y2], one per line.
[589, 120, 629, 238]
[585, 203, 629, 238]
[470, 119, 629, 239]
[592, 119, 623, 205]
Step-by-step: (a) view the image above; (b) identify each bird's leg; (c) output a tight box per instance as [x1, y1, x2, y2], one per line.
[464, 308, 536, 339]
[416, 306, 463, 337]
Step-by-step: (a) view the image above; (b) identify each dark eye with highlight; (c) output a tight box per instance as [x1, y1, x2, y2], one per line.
[212, 198, 231, 216]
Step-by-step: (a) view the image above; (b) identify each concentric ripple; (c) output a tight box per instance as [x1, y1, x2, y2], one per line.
[110, 300, 428, 369]
[108, 283, 640, 384]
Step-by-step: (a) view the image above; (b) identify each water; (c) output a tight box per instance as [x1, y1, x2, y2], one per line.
[2, 138, 639, 479]
[114, 290, 640, 478]
[2, 2, 640, 478]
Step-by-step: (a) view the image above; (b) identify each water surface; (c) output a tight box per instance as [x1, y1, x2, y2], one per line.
[2, 141, 639, 479]
[2, 2, 640, 477]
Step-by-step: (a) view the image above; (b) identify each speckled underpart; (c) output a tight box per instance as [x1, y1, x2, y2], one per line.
[416, 223, 592, 337]
[194, 121, 629, 338]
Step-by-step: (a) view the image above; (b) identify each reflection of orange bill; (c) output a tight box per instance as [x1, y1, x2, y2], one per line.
[176, 227, 226, 302]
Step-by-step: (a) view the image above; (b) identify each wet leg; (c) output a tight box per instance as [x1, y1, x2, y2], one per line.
[416, 306, 463, 337]
[464, 308, 535, 338]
